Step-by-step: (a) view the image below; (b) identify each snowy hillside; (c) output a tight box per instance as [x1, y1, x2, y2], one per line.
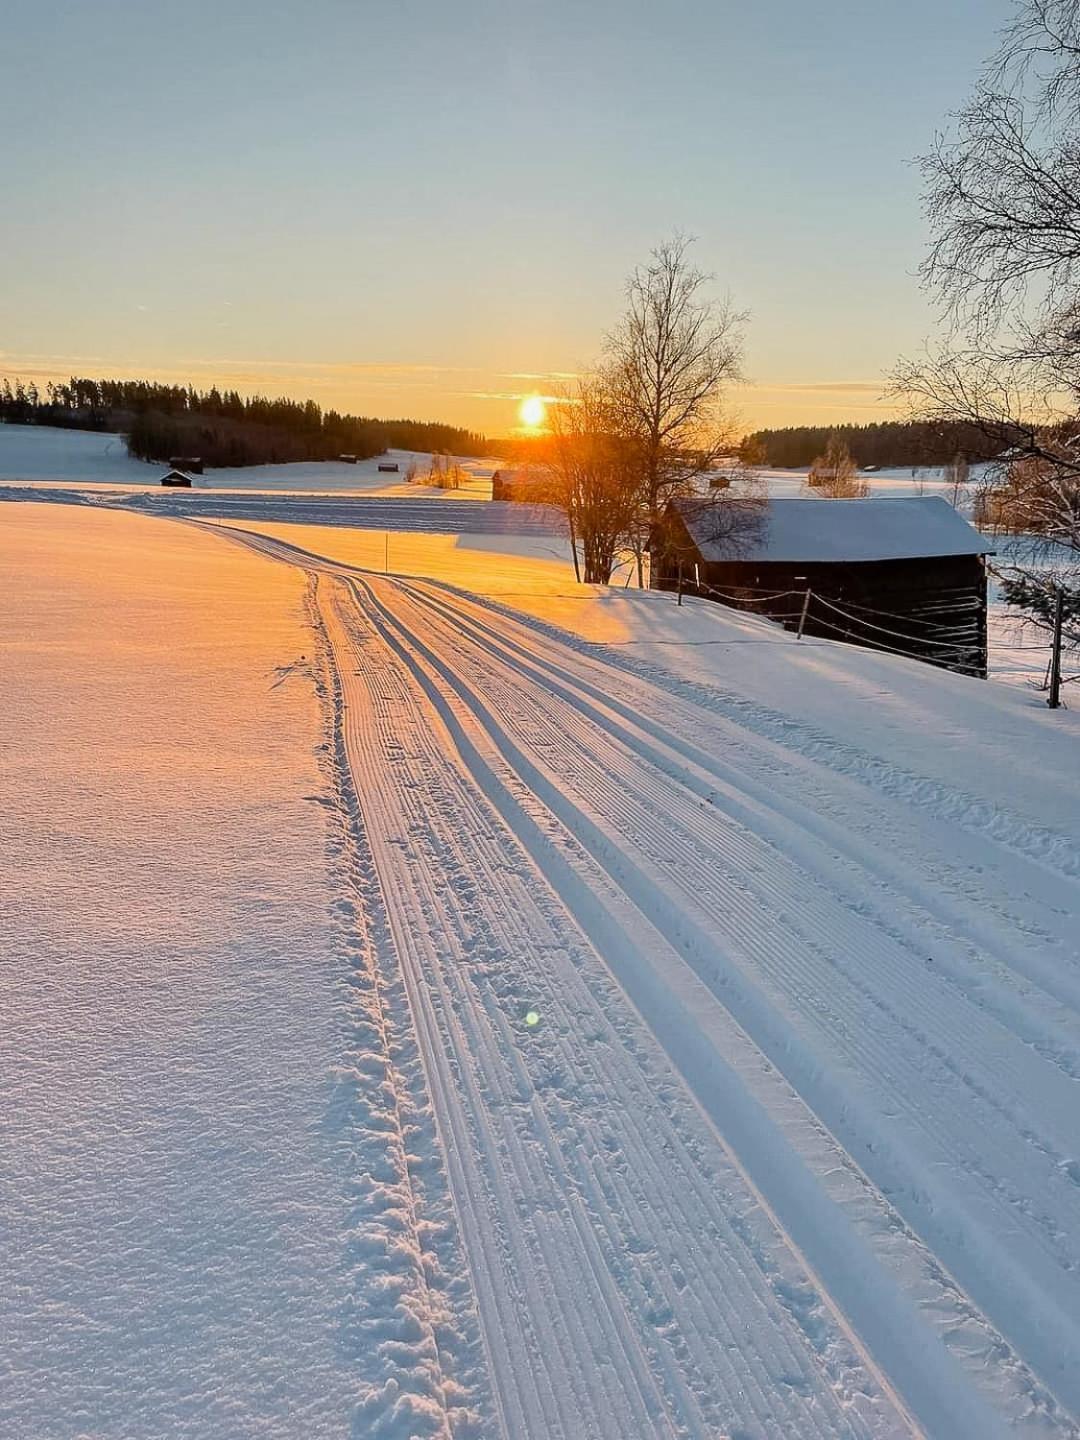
[3, 498, 1078, 1439]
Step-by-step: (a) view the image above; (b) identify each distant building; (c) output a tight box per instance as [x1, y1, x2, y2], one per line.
[378, 461, 399, 473]
[338, 453, 357, 464]
[491, 467, 553, 502]
[160, 469, 193, 488]
[168, 455, 203, 475]
[653, 495, 991, 677]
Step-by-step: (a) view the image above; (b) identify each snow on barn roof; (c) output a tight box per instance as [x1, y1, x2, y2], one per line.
[673, 495, 991, 564]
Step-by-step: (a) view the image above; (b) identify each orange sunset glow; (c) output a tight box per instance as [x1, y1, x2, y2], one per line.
[518, 395, 547, 430]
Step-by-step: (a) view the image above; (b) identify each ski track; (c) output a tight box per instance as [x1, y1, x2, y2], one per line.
[215, 524, 1080, 1438]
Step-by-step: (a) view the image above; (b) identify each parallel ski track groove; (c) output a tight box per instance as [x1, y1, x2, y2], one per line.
[325, 574, 897, 1438]
[399, 578, 1080, 1027]
[327, 585, 696, 1436]
[397, 581, 1080, 1215]
[368, 574, 1080, 1423]
[204, 521, 1080, 1436]
[343, 570, 1009, 1438]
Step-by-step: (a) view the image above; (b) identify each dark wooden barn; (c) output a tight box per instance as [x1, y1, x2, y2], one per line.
[653, 495, 991, 677]
[159, 469, 193, 488]
[168, 455, 203, 475]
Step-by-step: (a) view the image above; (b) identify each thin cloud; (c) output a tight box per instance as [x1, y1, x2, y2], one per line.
[740, 380, 886, 395]
[503, 370, 580, 382]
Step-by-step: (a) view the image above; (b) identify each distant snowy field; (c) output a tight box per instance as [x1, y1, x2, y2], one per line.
[4, 426, 1054, 679]
[0, 420, 1065, 691]
[0, 421, 497, 495]
[0, 423, 964, 498]
[753, 464, 973, 501]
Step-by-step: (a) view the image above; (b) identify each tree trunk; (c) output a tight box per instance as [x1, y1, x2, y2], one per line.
[566, 505, 582, 584]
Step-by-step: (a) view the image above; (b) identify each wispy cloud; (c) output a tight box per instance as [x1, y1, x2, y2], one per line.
[0, 350, 486, 381]
[455, 389, 565, 404]
[739, 380, 886, 396]
[503, 370, 581, 382]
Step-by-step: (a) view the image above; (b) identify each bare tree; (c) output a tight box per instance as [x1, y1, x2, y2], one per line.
[541, 378, 639, 585]
[945, 451, 971, 508]
[426, 451, 465, 490]
[806, 434, 869, 497]
[893, 345, 1080, 549]
[651, 484, 769, 592]
[895, 0, 1080, 557]
[920, 1, 1080, 369]
[604, 234, 745, 582]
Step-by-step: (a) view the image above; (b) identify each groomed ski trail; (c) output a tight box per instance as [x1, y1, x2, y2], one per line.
[217, 524, 1080, 1439]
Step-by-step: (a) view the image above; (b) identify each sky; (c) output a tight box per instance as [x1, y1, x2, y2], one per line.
[0, 0, 1016, 436]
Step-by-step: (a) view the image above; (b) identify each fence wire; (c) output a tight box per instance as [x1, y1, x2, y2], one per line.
[671, 576, 985, 675]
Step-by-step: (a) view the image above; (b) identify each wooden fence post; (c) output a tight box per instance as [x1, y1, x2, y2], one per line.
[797, 588, 812, 639]
[1048, 586, 1064, 709]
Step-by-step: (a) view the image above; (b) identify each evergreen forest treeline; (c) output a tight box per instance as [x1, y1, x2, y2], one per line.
[744, 420, 1009, 469]
[3, 377, 1011, 473]
[0, 375, 487, 468]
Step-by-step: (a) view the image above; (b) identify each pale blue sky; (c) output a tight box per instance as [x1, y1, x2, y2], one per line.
[1, 0, 1014, 432]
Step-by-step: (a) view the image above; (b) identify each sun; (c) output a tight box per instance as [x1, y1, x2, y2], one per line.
[518, 394, 546, 429]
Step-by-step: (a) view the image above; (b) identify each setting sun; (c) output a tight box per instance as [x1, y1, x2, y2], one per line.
[518, 394, 546, 429]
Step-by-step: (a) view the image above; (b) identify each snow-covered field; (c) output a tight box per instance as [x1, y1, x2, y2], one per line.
[5, 423, 1069, 692]
[0, 421, 497, 495]
[3, 491, 1079, 1438]
[752, 465, 970, 502]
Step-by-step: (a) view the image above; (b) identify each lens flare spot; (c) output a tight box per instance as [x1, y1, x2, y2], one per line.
[524, 1009, 541, 1028]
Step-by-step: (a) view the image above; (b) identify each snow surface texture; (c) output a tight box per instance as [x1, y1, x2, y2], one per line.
[204, 521, 1080, 1440]
[210, 521, 1080, 1437]
[0, 507, 492, 1438]
[3, 474, 1080, 1435]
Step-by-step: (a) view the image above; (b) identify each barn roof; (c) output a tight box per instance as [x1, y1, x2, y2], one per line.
[671, 495, 991, 564]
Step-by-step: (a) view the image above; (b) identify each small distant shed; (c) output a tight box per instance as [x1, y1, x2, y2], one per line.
[491, 468, 554, 502]
[339, 453, 357, 464]
[654, 495, 991, 677]
[160, 469, 193, 488]
[378, 461, 400, 473]
[168, 455, 203, 475]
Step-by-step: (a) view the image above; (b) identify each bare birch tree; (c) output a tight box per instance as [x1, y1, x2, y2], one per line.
[894, 0, 1080, 562]
[806, 434, 868, 497]
[891, 0, 1080, 651]
[604, 234, 745, 582]
[945, 451, 971, 509]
